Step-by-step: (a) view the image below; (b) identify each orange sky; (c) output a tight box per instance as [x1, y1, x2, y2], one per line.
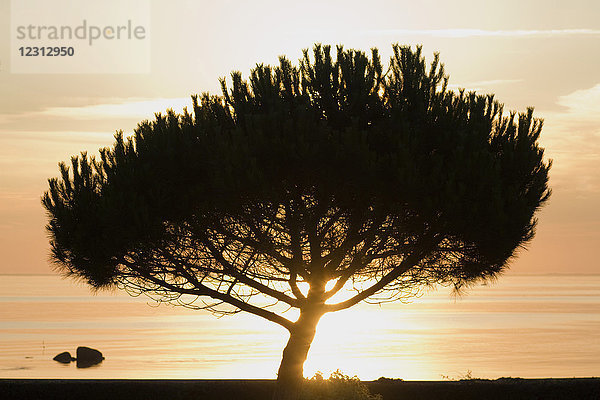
[0, 0, 599, 274]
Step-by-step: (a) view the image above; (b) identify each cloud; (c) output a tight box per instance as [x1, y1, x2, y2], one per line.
[370, 28, 600, 38]
[555, 84, 600, 121]
[38, 97, 193, 120]
[0, 129, 114, 144]
[540, 84, 600, 195]
[0, 97, 196, 137]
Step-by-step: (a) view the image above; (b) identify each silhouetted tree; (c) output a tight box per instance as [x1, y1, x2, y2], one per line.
[42, 44, 551, 400]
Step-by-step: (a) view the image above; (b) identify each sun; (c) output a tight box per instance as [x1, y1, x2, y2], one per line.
[302, 304, 407, 379]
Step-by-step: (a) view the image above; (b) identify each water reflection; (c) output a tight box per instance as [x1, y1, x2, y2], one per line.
[0, 274, 599, 380]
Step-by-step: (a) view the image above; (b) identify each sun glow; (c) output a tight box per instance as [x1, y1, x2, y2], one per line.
[304, 305, 425, 380]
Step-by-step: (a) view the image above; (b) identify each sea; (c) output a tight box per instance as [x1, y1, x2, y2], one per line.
[0, 273, 598, 380]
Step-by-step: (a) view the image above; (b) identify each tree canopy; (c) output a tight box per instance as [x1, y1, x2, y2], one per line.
[43, 44, 550, 400]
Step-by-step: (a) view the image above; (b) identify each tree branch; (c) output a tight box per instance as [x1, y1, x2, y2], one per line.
[325, 249, 426, 312]
[289, 272, 306, 300]
[122, 258, 295, 331]
[200, 235, 301, 307]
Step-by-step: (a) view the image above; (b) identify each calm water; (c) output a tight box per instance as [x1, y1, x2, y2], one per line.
[0, 274, 599, 380]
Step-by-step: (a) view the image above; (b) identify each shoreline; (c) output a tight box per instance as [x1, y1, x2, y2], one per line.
[2, 378, 599, 400]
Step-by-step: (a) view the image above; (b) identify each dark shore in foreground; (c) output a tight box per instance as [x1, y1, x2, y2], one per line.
[2, 378, 599, 400]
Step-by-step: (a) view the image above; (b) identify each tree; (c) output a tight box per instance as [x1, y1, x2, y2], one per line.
[42, 44, 551, 400]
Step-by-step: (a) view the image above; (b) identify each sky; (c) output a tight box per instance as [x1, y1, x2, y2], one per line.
[0, 0, 599, 275]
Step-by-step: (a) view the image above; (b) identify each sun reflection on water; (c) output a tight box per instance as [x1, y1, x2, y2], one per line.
[2, 274, 600, 380]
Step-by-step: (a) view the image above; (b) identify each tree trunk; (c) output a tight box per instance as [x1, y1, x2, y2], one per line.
[272, 307, 324, 400]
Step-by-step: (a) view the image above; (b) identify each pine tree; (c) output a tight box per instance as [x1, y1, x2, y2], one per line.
[43, 44, 551, 400]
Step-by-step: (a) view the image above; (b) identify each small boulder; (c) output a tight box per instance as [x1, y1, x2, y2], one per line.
[76, 346, 104, 368]
[53, 351, 74, 364]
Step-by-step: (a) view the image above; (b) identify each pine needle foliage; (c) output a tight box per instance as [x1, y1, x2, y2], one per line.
[42, 43, 550, 324]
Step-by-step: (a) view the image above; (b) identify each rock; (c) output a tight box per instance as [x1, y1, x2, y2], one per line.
[53, 351, 74, 363]
[76, 346, 104, 368]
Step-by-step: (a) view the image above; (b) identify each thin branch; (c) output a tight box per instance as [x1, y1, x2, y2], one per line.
[122, 258, 294, 331]
[325, 254, 418, 312]
[200, 236, 301, 307]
